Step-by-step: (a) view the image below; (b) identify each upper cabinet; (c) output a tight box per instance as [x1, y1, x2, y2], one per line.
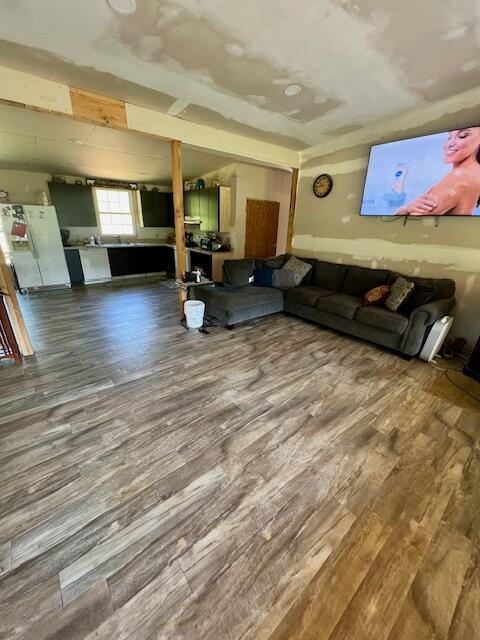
[49, 182, 97, 227]
[184, 186, 231, 232]
[139, 191, 174, 227]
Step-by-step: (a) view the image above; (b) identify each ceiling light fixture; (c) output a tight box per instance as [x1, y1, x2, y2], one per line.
[68, 138, 84, 145]
[107, 0, 137, 15]
[283, 84, 302, 96]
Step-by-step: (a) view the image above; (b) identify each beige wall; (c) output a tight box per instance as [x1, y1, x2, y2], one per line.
[197, 162, 292, 258]
[0, 169, 174, 242]
[294, 107, 480, 348]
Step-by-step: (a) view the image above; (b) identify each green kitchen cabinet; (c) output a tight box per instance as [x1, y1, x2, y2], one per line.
[184, 189, 199, 219]
[198, 189, 209, 228]
[139, 191, 173, 227]
[183, 186, 230, 232]
[208, 188, 219, 232]
[49, 182, 97, 228]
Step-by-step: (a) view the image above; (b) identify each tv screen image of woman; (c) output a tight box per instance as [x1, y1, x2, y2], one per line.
[360, 127, 480, 217]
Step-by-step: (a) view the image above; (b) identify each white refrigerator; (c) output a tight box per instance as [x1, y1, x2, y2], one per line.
[0, 204, 70, 291]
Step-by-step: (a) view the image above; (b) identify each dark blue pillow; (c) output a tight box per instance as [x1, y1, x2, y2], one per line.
[253, 267, 273, 287]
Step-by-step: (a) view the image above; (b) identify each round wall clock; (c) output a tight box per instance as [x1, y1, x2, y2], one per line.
[313, 174, 333, 198]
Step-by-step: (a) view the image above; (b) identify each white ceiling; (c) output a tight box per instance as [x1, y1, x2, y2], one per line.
[1, 0, 480, 150]
[0, 103, 233, 184]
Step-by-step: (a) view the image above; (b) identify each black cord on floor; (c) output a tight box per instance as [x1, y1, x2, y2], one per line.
[445, 369, 480, 403]
[430, 357, 480, 403]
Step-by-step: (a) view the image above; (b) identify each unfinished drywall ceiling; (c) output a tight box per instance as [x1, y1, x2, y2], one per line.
[0, 0, 479, 150]
[0, 103, 232, 183]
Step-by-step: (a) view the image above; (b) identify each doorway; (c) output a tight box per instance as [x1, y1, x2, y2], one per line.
[244, 199, 279, 258]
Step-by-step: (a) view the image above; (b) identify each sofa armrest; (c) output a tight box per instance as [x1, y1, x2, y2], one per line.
[409, 297, 455, 325]
[400, 297, 455, 355]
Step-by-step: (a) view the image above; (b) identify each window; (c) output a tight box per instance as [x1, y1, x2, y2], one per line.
[95, 189, 135, 235]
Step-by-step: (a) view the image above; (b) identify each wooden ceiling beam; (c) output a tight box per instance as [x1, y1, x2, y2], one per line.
[0, 65, 300, 168]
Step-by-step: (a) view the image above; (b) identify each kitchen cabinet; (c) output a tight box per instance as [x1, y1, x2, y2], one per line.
[198, 189, 209, 228]
[184, 190, 199, 219]
[79, 248, 111, 283]
[188, 249, 234, 282]
[184, 187, 231, 232]
[49, 182, 97, 228]
[107, 246, 175, 277]
[189, 250, 213, 280]
[139, 191, 174, 227]
[64, 249, 84, 285]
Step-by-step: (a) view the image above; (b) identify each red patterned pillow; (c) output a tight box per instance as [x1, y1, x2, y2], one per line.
[363, 285, 390, 306]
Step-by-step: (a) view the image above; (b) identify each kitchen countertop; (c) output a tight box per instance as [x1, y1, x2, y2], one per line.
[63, 243, 234, 255]
[64, 242, 172, 250]
[186, 246, 233, 256]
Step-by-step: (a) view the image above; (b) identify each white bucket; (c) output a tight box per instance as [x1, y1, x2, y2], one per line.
[184, 300, 205, 329]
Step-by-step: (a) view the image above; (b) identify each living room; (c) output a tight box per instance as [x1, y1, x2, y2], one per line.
[0, 1, 479, 639]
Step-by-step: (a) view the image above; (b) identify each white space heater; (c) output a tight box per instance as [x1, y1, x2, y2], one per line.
[419, 316, 454, 362]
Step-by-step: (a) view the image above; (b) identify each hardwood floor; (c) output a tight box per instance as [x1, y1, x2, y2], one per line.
[0, 283, 479, 640]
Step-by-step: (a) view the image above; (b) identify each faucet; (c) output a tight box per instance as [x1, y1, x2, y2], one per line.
[114, 235, 122, 244]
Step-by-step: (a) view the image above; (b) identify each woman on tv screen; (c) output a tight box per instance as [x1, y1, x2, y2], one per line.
[395, 127, 480, 216]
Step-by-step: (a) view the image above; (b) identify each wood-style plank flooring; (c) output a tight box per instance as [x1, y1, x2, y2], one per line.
[0, 283, 479, 640]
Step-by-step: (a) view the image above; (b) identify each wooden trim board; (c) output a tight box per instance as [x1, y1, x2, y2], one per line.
[286, 168, 299, 255]
[0, 247, 33, 356]
[69, 87, 127, 129]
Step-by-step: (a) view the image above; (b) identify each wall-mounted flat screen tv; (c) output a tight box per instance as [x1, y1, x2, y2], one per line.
[360, 126, 480, 216]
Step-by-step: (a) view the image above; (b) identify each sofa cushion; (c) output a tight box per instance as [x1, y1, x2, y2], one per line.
[399, 283, 437, 314]
[356, 306, 409, 335]
[212, 287, 283, 310]
[223, 258, 255, 287]
[285, 286, 334, 307]
[387, 273, 455, 301]
[263, 255, 288, 270]
[343, 266, 390, 297]
[315, 293, 363, 320]
[196, 284, 283, 312]
[410, 277, 454, 301]
[311, 261, 349, 292]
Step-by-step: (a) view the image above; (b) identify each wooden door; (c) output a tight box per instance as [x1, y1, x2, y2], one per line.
[244, 199, 279, 258]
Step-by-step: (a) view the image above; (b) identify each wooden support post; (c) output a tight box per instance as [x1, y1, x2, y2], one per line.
[285, 167, 299, 255]
[0, 246, 34, 356]
[171, 139, 187, 319]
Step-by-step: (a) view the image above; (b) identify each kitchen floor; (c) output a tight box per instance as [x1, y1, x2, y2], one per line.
[0, 283, 479, 640]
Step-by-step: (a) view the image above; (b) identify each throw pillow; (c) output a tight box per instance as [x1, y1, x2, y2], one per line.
[253, 267, 274, 287]
[280, 255, 312, 287]
[272, 269, 296, 289]
[385, 277, 415, 312]
[363, 285, 390, 306]
[399, 284, 437, 314]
